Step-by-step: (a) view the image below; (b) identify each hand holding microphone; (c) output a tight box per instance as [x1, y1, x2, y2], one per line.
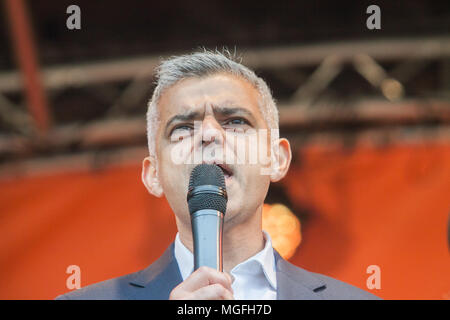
[169, 164, 234, 300]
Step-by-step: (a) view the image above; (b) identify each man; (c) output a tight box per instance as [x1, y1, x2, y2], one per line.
[56, 50, 379, 300]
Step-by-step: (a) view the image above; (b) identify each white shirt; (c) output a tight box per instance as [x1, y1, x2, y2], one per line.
[174, 230, 277, 300]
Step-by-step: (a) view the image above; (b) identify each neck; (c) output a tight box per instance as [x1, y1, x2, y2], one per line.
[177, 206, 265, 273]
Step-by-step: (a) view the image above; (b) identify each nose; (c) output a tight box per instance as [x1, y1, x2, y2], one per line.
[200, 115, 225, 147]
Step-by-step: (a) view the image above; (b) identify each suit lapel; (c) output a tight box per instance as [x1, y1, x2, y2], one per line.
[127, 244, 326, 300]
[274, 250, 326, 300]
[128, 243, 183, 299]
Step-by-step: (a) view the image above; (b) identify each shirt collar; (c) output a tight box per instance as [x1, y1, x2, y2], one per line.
[174, 230, 277, 290]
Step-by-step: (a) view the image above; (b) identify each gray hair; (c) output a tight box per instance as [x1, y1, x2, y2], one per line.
[146, 49, 279, 158]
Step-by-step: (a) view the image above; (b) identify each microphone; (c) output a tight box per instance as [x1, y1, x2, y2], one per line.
[187, 164, 228, 272]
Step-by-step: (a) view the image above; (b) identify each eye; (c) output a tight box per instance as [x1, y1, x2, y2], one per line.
[173, 124, 192, 132]
[170, 124, 193, 140]
[225, 118, 249, 126]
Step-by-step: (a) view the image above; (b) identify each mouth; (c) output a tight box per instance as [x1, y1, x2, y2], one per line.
[216, 163, 233, 180]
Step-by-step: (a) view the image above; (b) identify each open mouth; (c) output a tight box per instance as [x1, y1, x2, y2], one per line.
[217, 164, 233, 179]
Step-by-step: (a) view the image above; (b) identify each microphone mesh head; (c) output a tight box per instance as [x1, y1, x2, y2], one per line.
[188, 164, 225, 189]
[188, 164, 227, 215]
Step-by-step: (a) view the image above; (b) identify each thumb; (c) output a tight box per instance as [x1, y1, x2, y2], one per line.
[225, 272, 235, 285]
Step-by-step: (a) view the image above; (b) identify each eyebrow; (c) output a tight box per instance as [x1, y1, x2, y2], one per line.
[214, 105, 254, 119]
[165, 110, 201, 132]
[164, 104, 257, 137]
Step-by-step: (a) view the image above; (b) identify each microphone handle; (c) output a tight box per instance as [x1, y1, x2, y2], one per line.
[191, 209, 224, 272]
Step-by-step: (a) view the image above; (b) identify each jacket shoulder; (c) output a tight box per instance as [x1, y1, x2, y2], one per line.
[55, 244, 180, 300]
[275, 251, 381, 300]
[308, 271, 381, 300]
[55, 271, 141, 300]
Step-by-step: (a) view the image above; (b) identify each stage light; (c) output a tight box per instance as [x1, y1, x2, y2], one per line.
[262, 203, 302, 260]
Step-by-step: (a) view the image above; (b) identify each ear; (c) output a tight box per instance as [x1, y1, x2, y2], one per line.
[270, 138, 292, 182]
[142, 156, 164, 197]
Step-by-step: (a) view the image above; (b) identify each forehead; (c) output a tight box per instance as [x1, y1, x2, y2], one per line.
[157, 73, 262, 121]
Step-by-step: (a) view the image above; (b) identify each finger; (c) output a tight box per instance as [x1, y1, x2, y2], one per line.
[179, 266, 233, 293]
[190, 283, 234, 300]
[225, 272, 234, 285]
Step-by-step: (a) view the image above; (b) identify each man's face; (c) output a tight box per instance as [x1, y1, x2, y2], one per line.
[152, 73, 273, 228]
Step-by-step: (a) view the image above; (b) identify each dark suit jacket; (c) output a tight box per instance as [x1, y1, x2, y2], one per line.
[56, 243, 380, 300]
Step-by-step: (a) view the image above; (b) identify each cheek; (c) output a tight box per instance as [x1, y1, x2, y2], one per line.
[227, 132, 272, 168]
[232, 165, 270, 200]
[161, 165, 188, 194]
[158, 147, 188, 194]
[226, 169, 269, 217]
[249, 166, 271, 189]
[158, 164, 191, 218]
[167, 136, 196, 165]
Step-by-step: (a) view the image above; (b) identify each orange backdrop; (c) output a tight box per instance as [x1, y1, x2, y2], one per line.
[0, 142, 449, 300]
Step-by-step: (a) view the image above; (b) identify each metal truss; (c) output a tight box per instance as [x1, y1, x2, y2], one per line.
[0, 36, 449, 163]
